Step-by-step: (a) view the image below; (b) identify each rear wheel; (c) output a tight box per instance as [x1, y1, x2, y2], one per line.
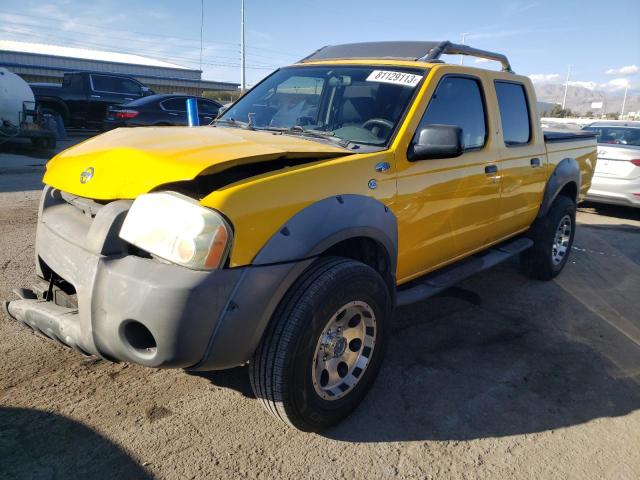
[249, 257, 390, 431]
[521, 195, 576, 280]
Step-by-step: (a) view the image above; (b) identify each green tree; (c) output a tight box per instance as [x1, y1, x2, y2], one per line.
[549, 105, 573, 118]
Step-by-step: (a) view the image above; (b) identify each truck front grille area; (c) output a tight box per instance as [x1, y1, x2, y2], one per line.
[37, 257, 78, 309]
[41, 188, 133, 255]
[59, 190, 109, 218]
[36, 187, 134, 307]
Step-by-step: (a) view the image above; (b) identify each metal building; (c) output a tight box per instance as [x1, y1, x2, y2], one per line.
[0, 40, 239, 97]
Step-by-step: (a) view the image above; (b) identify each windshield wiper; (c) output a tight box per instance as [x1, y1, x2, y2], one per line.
[259, 125, 351, 148]
[212, 118, 254, 130]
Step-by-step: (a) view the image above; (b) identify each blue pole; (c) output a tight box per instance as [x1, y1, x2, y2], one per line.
[186, 98, 199, 126]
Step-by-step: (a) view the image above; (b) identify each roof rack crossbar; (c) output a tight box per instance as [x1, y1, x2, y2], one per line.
[421, 41, 513, 73]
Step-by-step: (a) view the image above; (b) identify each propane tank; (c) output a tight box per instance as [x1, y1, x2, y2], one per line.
[0, 67, 35, 127]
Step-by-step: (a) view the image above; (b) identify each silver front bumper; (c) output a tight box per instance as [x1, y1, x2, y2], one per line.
[6, 187, 245, 368]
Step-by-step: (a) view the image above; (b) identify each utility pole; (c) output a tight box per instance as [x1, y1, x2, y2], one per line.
[621, 83, 629, 117]
[199, 0, 204, 72]
[561, 64, 572, 110]
[240, 0, 246, 93]
[460, 32, 469, 65]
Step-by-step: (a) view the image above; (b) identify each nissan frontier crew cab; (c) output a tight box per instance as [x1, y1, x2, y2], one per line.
[5, 41, 597, 432]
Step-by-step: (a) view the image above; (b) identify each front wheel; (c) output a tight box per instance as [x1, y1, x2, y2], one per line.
[249, 257, 391, 431]
[521, 195, 576, 280]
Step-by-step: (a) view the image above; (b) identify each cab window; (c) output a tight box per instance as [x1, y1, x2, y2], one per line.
[113, 78, 142, 95]
[63, 74, 83, 91]
[197, 99, 221, 115]
[161, 98, 188, 112]
[495, 81, 531, 145]
[91, 74, 116, 93]
[414, 76, 487, 150]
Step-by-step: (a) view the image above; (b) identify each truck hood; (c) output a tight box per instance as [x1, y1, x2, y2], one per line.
[43, 126, 350, 200]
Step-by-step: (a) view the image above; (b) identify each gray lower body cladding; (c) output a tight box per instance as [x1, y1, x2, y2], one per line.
[6, 187, 310, 370]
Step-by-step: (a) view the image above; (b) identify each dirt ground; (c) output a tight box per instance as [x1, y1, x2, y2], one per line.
[1, 141, 639, 479]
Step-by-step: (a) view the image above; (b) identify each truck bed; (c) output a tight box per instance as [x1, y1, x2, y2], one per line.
[543, 131, 597, 143]
[544, 130, 598, 201]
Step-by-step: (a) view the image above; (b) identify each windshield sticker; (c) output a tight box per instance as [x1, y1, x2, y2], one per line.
[366, 70, 422, 87]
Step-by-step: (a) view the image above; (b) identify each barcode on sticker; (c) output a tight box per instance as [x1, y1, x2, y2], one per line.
[366, 70, 422, 87]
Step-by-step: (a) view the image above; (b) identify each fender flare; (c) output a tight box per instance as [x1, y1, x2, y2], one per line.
[537, 158, 581, 217]
[191, 195, 398, 370]
[36, 97, 70, 123]
[253, 194, 398, 272]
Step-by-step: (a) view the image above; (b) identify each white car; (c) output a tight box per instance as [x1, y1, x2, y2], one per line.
[583, 121, 640, 208]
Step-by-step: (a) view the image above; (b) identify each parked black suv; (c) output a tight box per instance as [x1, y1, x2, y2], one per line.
[103, 94, 223, 129]
[30, 72, 153, 130]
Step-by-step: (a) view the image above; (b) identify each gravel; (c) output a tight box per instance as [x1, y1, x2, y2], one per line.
[1, 148, 639, 479]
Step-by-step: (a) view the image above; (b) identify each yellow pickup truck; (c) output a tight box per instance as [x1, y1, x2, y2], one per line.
[5, 41, 596, 431]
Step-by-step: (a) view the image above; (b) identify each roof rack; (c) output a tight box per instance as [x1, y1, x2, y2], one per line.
[299, 40, 513, 73]
[421, 41, 512, 73]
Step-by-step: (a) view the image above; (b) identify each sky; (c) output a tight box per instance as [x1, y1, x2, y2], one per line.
[1, 0, 639, 94]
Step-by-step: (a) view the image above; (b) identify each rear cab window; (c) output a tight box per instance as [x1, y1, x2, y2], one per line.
[90, 75, 142, 95]
[494, 81, 531, 146]
[63, 74, 83, 91]
[112, 78, 143, 95]
[90, 74, 116, 93]
[413, 75, 487, 150]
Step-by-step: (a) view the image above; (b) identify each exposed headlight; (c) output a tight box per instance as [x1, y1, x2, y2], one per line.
[119, 192, 232, 270]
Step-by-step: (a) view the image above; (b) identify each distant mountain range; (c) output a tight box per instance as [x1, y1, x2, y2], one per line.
[533, 83, 640, 115]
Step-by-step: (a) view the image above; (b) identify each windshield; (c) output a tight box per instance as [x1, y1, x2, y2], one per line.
[218, 65, 425, 147]
[583, 126, 640, 147]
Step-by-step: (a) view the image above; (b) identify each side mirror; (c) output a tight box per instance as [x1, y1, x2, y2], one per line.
[408, 125, 464, 161]
[141, 87, 153, 97]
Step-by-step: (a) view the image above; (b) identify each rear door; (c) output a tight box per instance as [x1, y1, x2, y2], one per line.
[492, 79, 547, 235]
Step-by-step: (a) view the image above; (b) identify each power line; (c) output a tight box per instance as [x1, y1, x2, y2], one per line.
[0, 27, 278, 70]
[0, 9, 305, 58]
[240, 0, 246, 92]
[0, 17, 281, 65]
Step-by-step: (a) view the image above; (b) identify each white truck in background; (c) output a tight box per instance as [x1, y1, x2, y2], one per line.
[0, 67, 57, 149]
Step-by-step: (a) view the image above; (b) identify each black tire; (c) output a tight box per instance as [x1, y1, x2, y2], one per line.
[249, 257, 391, 431]
[30, 136, 56, 150]
[521, 195, 576, 280]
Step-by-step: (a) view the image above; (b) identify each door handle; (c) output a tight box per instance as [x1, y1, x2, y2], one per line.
[485, 165, 498, 174]
[530, 157, 541, 167]
[91, 95, 101, 98]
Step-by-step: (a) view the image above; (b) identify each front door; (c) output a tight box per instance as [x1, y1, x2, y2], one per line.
[395, 71, 502, 283]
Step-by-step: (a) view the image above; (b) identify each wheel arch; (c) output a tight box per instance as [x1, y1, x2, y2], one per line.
[37, 98, 70, 123]
[537, 157, 581, 218]
[191, 195, 398, 371]
[252, 194, 398, 272]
